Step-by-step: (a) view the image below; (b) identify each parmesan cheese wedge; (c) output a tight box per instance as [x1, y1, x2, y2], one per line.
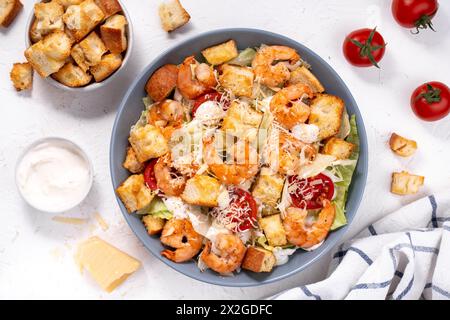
[75, 237, 141, 293]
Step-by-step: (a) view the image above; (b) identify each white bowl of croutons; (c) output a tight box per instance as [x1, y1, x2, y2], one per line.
[24, 0, 133, 91]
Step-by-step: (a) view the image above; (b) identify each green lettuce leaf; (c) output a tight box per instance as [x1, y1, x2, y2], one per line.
[139, 197, 173, 220]
[330, 114, 359, 230]
[228, 48, 256, 66]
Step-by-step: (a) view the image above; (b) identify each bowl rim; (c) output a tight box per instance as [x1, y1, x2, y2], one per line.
[15, 136, 94, 213]
[24, 0, 133, 92]
[110, 28, 368, 287]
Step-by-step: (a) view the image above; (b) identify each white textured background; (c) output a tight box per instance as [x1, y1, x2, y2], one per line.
[0, 0, 449, 299]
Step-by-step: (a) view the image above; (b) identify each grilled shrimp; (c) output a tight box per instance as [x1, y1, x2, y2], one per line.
[200, 233, 247, 274]
[161, 218, 203, 262]
[148, 99, 184, 127]
[268, 131, 316, 175]
[204, 138, 259, 185]
[282, 200, 336, 248]
[252, 45, 300, 87]
[154, 154, 186, 196]
[177, 56, 217, 100]
[270, 84, 313, 129]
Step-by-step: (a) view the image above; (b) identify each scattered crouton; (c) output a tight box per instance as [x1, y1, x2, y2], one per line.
[252, 167, 284, 208]
[322, 137, 355, 160]
[218, 64, 254, 97]
[145, 64, 178, 102]
[181, 175, 221, 207]
[142, 215, 165, 235]
[201, 40, 239, 66]
[0, 0, 22, 27]
[52, 62, 93, 87]
[129, 124, 169, 163]
[221, 100, 262, 140]
[309, 94, 344, 140]
[288, 66, 324, 93]
[242, 246, 276, 273]
[63, 0, 105, 41]
[90, 53, 122, 82]
[10, 62, 33, 91]
[116, 174, 155, 213]
[123, 146, 145, 173]
[30, 1, 64, 43]
[258, 214, 287, 247]
[391, 171, 424, 195]
[389, 133, 417, 157]
[71, 31, 107, 72]
[100, 14, 127, 53]
[24, 41, 65, 78]
[158, 0, 190, 32]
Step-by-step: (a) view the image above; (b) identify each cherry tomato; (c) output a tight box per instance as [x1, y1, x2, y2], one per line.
[411, 81, 449, 121]
[228, 188, 257, 232]
[392, 0, 439, 33]
[192, 92, 227, 117]
[143, 159, 158, 190]
[289, 173, 335, 210]
[343, 27, 386, 68]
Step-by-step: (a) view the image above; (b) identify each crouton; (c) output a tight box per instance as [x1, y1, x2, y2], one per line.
[24, 41, 65, 78]
[10, 62, 33, 91]
[252, 167, 284, 208]
[90, 53, 122, 82]
[222, 101, 262, 140]
[63, 0, 105, 41]
[288, 66, 324, 93]
[309, 94, 344, 140]
[145, 64, 178, 102]
[52, 62, 93, 87]
[322, 137, 355, 160]
[129, 124, 169, 163]
[158, 0, 190, 32]
[180, 175, 221, 207]
[116, 174, 155, 213]
[100, 14, 127, 53]
[142, 215, 165, 235]
[258, 214, 287, 247]
[95, 0, 121, 18]
[32, 1, 64, 41]
[123, 146, 145, 173]
[0, 0, 22, 27]
[54, 0, 83, 9]
[218, 64, 254, 97]
[391, 171, 424, 195]
[201, 40, 239, 66]
[242, 246, 276, 273]
[71, 31, 107, 72]
[40, 30, 73, 61]
[389, 133, 417, 157]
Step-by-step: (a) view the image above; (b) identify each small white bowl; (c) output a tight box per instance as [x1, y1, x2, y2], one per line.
[15, 137, 94, 213]
[25, 0, 133, 92]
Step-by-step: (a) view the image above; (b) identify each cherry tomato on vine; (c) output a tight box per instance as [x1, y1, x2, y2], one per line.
[410, 81, 449, 121]
[343, 27, 386, 68]
[392, 0, 439, 33]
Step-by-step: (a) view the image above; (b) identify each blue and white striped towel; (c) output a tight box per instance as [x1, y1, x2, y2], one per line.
[272, 190, 450, 300]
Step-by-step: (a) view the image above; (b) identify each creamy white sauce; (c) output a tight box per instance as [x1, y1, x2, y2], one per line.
[16, 140, 91, 212]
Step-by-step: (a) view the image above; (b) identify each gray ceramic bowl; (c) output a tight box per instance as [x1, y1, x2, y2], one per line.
[110, 28, 368, 287]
